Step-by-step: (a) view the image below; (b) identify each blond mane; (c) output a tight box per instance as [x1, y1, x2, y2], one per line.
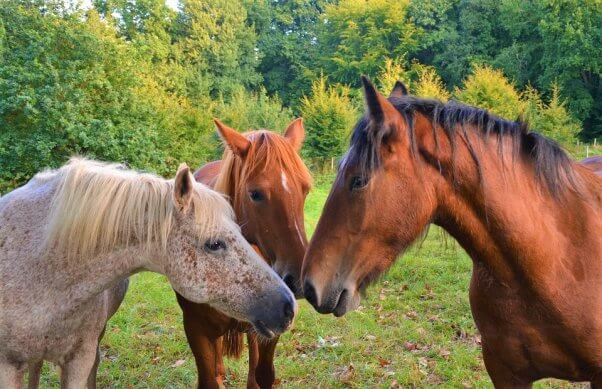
[43, 158, 234, 260]
[214, 130, 312, 201]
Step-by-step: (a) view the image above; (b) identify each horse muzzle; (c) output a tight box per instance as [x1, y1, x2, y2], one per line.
[303, 278, 360, 317]
[248, 286, 297, 338]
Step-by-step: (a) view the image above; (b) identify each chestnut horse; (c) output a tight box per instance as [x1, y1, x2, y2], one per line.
[176, 119, 311, 388]
[302, 78, 602, 387]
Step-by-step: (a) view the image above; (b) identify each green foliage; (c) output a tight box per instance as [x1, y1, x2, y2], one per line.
[408, 0, 602, 140]
[318, 0, 420, 86]
[1, 0, 597, 193]
[245, 0, 330, 106]
[414, 66, 450, 101]
[377, 59, 451, 102]
[523, 84, 580, 145]
[300, 76, 359, 159]
[176, 0, 261, 99]
[214, 87, 294, 133]
[454, 65, 523, 120]
[378, 58, 413, 95]
[0, 5, 154, 191]
[0, 3, 218, 192]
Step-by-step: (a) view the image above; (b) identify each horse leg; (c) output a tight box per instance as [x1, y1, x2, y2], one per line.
[254, 335, 279, 389]
[482, 345, 533, 389]
[246, 333, 260, 389]
[215, 338, 226, 386]
[86, 345, 101, 389]
[59, 343, 98, 389]
[592, 373, 602, 388]
[0, 360, 25, 389]
[181, 314, 221, 389]
[27, 361, 42, 389]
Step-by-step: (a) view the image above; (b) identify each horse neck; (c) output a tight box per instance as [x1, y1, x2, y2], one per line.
[51, 244, 152, 311]
[419, 121, 594, 287]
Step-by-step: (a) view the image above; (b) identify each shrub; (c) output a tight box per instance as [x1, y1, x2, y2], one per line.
[213, 87, 293, 134]
[378, 58, 413, 95]
[455, 65, 524, 120]
[300, 76, 359, 160]
[523, 84, 580, 145]
[414, 66, 450, 101]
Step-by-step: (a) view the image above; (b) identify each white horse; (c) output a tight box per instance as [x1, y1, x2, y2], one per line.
[0, 158, 296, 388]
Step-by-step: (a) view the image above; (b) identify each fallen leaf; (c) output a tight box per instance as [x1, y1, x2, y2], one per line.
[405, 311, 418, 319]
[377, 356, 391, 367]
[439, 349, 451, 359]
[403, 341, 418, 351]
[171, 359, 186, 368]
[333, 364, 355, 383]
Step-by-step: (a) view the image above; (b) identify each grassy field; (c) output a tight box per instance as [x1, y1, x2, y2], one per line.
[38, 174, 591, 388]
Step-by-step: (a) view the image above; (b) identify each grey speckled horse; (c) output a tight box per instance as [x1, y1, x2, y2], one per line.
[0, 158, 296, 388]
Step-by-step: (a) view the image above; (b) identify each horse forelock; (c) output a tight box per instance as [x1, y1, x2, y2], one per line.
[215, 130, 312, 199]
[42, 157, 234, 260]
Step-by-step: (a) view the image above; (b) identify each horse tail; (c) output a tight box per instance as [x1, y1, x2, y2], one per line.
[222, 328, 244, 359]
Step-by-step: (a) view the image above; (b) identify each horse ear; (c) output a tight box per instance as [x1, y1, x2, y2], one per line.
[361, 75, 401, 127]
[284, 117, 305, 152]
[174, 163, 193, 212]
[389, 80, 408, 98]
[214, 118, 251, 157]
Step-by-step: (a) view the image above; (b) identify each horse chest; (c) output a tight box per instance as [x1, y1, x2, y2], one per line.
[469, 265, 602, 381]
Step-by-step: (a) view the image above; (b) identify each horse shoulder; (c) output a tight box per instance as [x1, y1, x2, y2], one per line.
[194, 160, 222, 188]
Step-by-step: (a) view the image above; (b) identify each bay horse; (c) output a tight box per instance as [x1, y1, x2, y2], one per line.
[176, 118, 311, 389]
[0, 158, 295, 388]
[302, 77, 602, 387]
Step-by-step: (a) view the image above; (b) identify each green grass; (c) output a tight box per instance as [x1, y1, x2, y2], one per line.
[39, 176, 588, 388]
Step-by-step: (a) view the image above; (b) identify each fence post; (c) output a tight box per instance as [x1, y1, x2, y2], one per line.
[586, 145, 590, 158]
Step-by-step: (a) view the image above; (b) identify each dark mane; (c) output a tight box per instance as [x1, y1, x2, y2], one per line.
[344, 96, 580, 197]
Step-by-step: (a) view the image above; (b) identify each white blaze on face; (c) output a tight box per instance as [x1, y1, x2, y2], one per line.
[281, 169, 305, 245]
[293, 217, 305, 246]
[281, 171, 290, 193]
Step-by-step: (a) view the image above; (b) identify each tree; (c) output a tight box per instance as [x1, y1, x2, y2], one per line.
[175, 0, 261, 100]
[212, 87, 294, 158]
[299, 75, 359, 159]
[523, 84, 580, 145]
[0, 3, 212, 192]
[414, 66, 450, 101]
[245, 0, 330, 106]
[454, 65, 523, 120]
[318, 0, 420, 86]
[378, 58, 413, 95]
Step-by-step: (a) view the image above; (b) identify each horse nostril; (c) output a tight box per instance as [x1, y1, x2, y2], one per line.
[283, 274, 296, 293]
[283, 299, 294, 320]
[304, 280, 318, 307]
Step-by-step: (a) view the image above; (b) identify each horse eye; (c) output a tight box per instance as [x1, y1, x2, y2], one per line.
[249, 190, 264, 202]
[204, 240, 226, 252]
[349, 176, 369, 191]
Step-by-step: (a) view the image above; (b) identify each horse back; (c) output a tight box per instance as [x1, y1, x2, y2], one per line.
[193, 160, 222, 188]
[581, 155, 602, 177]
